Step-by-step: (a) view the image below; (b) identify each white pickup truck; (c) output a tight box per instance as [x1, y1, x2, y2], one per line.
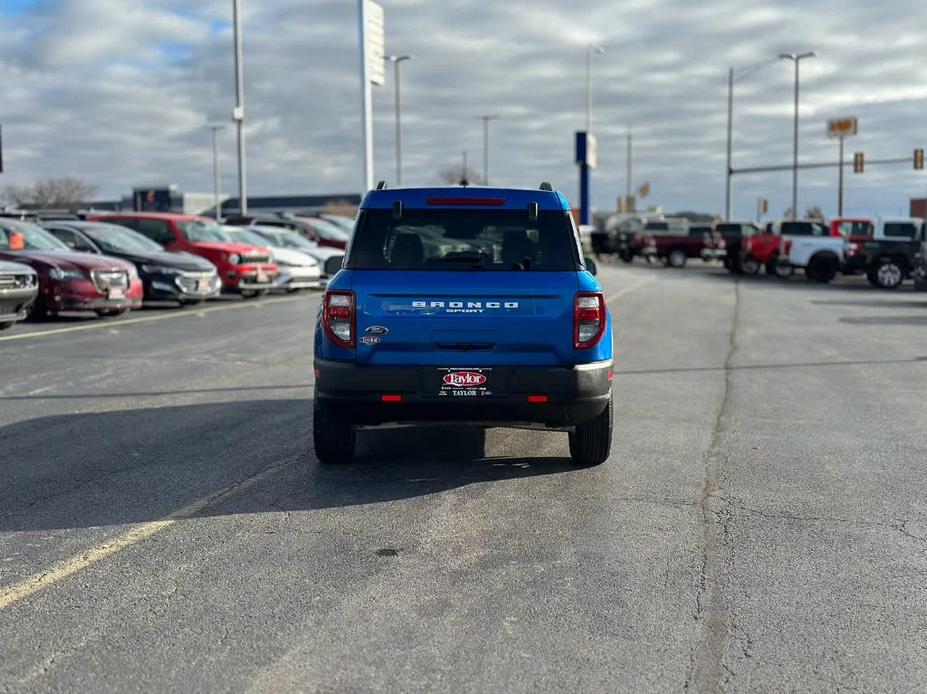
[771, 219, 846, 283]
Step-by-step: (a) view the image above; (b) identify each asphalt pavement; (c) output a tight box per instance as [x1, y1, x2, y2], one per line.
[1, 264, 926, 693]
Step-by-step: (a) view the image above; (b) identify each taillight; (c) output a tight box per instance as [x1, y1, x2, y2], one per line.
[846, 242, 860, 257]
[781, 239, 793, 255]
[322, 290, 355, 348]
[574, 292, 606, 349]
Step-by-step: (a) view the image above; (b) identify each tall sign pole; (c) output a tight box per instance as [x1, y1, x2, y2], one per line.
[359, 1, 384, 194]
[827, 117, 857, 217]
[232, 0, 247, 214]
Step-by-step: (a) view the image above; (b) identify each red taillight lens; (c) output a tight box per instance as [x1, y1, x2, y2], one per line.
[846, 242, 860, 257]
[574, 292, 606, 350]
[323, 290, 355, 348]
[782, 239, 793, 255]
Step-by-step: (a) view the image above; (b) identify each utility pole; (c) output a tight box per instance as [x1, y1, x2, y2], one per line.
[626, 126, 633, 201]
[477, 115, 499, 185]
[780, 52, 816, 219]
[725, 66, 733, 219]
[207, 124, 226, 221]
[384, 55, 413, 185]
[231, 0, 247, 214]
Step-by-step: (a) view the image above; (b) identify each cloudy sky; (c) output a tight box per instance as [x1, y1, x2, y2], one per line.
[1, 0, 926, 218]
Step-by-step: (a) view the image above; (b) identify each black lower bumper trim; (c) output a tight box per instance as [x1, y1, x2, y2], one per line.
[315, 359, 613, 427]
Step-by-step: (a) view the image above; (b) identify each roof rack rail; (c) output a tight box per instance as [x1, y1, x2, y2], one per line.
[539, 182, 553, 191]
[375, 180, 388, 190]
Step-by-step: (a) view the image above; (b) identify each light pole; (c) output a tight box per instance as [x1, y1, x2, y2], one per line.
[231, 0, 247, 214]
[384, 54, 413, 185]
[724, 58, 779, 220]
[477, 115, 499, 185]
[207, 124, 226, 221]
[585, 45, 605, 134]
[780, 51, 816, 219]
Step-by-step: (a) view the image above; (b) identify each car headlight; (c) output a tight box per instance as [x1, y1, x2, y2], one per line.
[140, 264, 180, 276]
[49, 268, 86, 281]
[228, 253, 241, 264]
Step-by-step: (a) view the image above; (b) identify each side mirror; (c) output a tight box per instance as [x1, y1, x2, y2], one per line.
[584, 256, 598, 276]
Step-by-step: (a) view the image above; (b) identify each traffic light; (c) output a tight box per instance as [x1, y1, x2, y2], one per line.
[853, 152, 864, 173]
[915, 148, 924, 170]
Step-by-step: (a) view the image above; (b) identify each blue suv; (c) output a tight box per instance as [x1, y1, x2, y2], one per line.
[313, 184, 614, 465]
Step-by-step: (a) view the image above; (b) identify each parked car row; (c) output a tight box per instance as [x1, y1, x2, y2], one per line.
[0, 211, 352, 330]
[593, 214, 927, 290]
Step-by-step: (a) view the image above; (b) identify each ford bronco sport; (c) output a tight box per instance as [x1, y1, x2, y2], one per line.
[313, 184, 614, 466]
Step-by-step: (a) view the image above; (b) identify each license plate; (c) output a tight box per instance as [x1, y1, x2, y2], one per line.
[108, 288, 124, 299]
[437, 368, 492, 398]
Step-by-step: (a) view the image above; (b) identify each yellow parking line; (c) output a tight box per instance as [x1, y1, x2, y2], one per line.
[606, 276, 656, 304]
[0, 295, 310, 343]
[0, 460, 293, 610]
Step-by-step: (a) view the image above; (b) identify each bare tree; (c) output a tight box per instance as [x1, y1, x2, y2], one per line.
[438, 164, 484, 186]
[1, 177, 97, 209]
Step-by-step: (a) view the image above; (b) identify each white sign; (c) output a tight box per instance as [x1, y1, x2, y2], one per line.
[366, 1, 385, 86]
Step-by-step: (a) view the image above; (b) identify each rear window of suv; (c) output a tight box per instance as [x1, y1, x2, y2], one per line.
[883, 222, 918, 239]
[349, 209, 579, 271]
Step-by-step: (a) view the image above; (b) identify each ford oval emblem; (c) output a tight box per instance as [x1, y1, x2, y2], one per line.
[366, 326, 389, 336]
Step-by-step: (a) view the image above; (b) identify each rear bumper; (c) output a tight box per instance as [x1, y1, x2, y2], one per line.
[314, 359, 613, 428]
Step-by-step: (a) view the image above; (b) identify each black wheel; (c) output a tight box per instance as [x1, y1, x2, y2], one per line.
[0, 322, 13, 331]
[807, 255, 838, 283]
[95, 308, 128, 317]
[568, 392, 613, 466]
[313, 398, 355, 464]
[914, 268, 927, 292]
[870, 259, 904, 289]
[772, 261, 794, 279]
[618, 249, 634, 264]
[741, 256, 761, 275]
[183, 299, 204, 306]
[724, 256, 742, 274]
[666, 249, 687, 268]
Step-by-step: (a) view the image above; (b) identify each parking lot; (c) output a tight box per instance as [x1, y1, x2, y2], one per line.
[1, 262, 925, 691]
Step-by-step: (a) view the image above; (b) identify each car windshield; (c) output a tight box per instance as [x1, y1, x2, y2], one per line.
[224, 228, 270, 247]
[82, 225, 163, 254]
[0, 221, 70, 251]
[178, 220, 230, 242]
[252, 228, 316, 250]
[349, 209, 578, 271]
[302, 219, 350, 242]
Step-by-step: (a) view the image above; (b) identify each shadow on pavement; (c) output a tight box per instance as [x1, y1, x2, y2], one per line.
[0, 399, 576, 532]
[839, 315, 927, 326]
[812, 298, 927, 309]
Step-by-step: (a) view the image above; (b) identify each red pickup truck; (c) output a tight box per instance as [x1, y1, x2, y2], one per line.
[739, 227, 791, 277]
[641, 220, 717, 268]
[90, 213, 278, 296]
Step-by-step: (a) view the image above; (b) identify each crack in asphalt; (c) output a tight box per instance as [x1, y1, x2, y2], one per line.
[684, 278, 741, 694]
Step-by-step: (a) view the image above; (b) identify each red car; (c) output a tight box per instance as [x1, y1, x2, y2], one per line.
[90, 213, 278, 296]
[0, 218, 142, 318]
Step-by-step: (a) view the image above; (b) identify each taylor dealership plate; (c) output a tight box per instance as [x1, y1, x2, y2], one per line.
[437, 367, 493, 398]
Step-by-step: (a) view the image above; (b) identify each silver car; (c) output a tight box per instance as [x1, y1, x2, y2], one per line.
[0, 260, 39, 330]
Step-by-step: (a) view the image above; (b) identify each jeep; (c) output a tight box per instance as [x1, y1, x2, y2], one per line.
[313, 184, 614, 466]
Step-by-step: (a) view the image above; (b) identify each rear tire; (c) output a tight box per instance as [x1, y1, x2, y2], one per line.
[27, 295, 48, 322]
[667, 249, 687, 268]
[569, 392, 612, 466]
[807, 254, 838, 283]
[741, 256, 761, 275]
[619, 250, 634, 264]
[772, 261, 794, 279]
[869, 259, 904, 289]
[0, 322, 13, 331]
[313, 398, 355, 464]
[95, 308, 128, 317]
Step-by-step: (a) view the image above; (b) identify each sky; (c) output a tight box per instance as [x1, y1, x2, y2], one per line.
[1, 0, 926, 219]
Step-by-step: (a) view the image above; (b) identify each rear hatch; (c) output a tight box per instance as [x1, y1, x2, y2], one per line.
[345, 202, 583, 367]
[351, 271, 579, 367]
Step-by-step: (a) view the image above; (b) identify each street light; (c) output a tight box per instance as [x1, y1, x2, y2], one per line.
[585, 45, 605, 134]
[206, 124, 226, 221]
[384, 54, 413, 185]
[231, 0, 247, 214]
[779, 51, 816, 219]
[724, 57, 779, 220]
[477, 115, 499, 185]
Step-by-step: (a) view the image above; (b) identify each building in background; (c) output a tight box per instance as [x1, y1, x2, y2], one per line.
[910, 198, 926, 218]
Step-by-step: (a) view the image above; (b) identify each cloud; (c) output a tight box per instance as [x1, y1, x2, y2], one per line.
[0, 0, 925, 219]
